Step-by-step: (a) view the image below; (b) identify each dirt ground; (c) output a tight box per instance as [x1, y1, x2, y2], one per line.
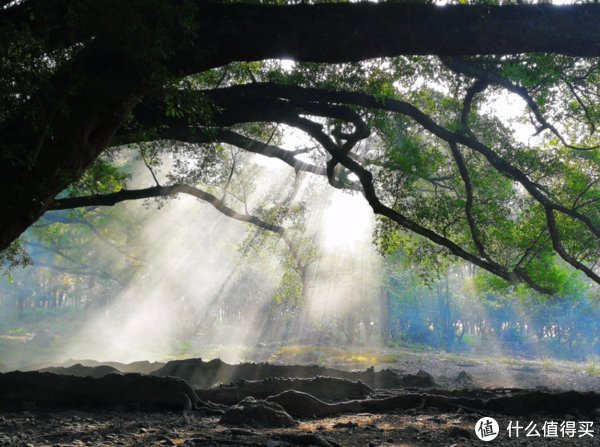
[2, 346, 600, 446]
[1, 408, 597, 446]
[384, 347, 600, 392]
[244, 343, 600, 391]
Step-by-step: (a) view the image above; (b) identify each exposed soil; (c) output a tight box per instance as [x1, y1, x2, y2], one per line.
[2, 349, 600, 446]
[0, 407, 596, 446]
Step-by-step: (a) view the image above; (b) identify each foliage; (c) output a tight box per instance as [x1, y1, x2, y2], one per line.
[1, 2, 600, 366]
[382, 250, 600, 361]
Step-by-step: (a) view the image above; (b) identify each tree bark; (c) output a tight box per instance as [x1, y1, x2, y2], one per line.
[190, 2, 600, 68]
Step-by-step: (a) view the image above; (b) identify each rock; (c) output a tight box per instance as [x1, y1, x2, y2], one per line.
[220, 397, 296, 428]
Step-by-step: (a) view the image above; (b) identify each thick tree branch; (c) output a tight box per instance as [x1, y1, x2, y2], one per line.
[274, 83, 600, 238]
[120, 123, 329, 177]
[128, 95, 364, 190]
[192, 82, 599, 241]
[49, 184, 308, 286]
[460, 79, 488, 132]
[51, 185, 279, 231]
[448, 141, 490, 261]
[269, 110, 554, 294]
[4, 2, 600, 253]
[187, 3, 600, 73]
[141, 82, 597, 290]
[544, 208, 600, 284]
[216, 129, 329, 178]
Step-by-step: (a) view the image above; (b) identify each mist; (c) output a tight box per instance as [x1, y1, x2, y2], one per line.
[0, 148, 388, 369]
[1, 144, 599, 389]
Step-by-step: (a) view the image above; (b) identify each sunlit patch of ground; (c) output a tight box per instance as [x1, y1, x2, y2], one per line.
[2, 340, 600, 445]
[226, 343, 600, 391]
[1, 410, 596, 446]
[266, 345, 397, 367]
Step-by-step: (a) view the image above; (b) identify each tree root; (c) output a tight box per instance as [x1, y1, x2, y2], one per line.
[196, 376, 373, 405]
[0, 371, 199, 411]
[267, 389, 600, 418]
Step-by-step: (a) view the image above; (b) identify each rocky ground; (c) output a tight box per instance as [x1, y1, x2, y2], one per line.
[2, 349, 600, 446]
[0, 407, 597, 446]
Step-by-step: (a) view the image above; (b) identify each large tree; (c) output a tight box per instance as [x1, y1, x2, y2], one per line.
[1, 0, 600, 293]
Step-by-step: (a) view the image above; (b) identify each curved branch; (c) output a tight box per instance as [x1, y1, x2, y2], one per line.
[51, 185, 280, 230]
[49, 184, 308, 288]
[460, 79, 488, 132]
[441, 56, 599, 150]
[161, 81, 599, 291]
[271, 111, 554, 294]
[198, 82, 600, 238]
[119, 122, 329, 176]
[128, 95, 364, 190]
[448, 141, 490, 261]
[455, 75, 600, 281]
[124, 82, 600, 289]
[545, 208, 600, 284]
[216, 129, 328, 177]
